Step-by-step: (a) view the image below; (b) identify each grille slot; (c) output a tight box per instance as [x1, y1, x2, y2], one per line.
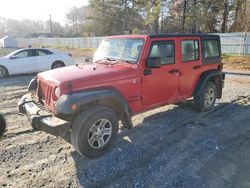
[38, 80, 54, 106]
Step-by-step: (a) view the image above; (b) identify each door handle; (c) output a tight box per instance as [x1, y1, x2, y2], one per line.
[193, 65, 201, 70]
[169, 69, 179, 74]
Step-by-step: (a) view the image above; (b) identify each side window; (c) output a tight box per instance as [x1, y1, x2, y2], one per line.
[35, 49, 52, 56]
[149, 41, 175, 65]
[14, 50, 33, 59]
[42, 49, 53, 55]
[203, 40, 220, 59]
[181, 40, 199, 62]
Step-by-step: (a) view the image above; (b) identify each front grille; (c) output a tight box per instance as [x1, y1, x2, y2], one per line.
[38, 79, 54, 106]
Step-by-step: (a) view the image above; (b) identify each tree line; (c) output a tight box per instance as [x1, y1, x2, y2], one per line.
[0, 0, 249, 38]
[68, 0, 250, 36]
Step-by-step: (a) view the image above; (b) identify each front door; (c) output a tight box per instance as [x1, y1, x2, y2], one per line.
[9, 49, 37, 74]
[142, 39, 180, 106]
[34, 49, 54, 71]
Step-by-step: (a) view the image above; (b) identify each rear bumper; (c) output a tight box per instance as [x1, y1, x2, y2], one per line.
[18, 93, 70, 137]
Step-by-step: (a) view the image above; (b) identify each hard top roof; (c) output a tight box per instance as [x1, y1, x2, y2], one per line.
[104, 33, 220, 39]
[149, 33, 220, 38]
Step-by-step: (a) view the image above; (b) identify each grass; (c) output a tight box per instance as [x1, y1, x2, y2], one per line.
[0, 48, 15, 56]
[42, 46, 96, 57]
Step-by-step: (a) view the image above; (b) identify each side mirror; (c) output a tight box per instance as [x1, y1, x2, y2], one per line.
[146, 57, 161, 68]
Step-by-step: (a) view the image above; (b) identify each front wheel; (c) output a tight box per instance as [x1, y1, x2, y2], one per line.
[71, 105, 118, 158]
[194, 81, 217, 111]
[0, 66, 8, 78]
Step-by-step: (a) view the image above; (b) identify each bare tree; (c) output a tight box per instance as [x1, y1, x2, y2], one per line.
[221, 0, 229, 33]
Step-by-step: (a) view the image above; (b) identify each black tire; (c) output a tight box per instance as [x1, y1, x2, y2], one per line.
[71, 105, 118, 158]
[0, 65, 8, 78]
[194, 81, 217, 112]
[52, 61, 65, 69]
[0, 114, 6, 138]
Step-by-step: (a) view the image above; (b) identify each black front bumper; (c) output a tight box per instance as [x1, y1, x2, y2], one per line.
[18, 93, 71, 137]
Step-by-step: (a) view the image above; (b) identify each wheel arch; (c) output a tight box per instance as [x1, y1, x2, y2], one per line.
[51, 60, 65, 69]
[193, 69, 224, 99]
[56, 88, 133, 129]
[0, 64, 9, 77]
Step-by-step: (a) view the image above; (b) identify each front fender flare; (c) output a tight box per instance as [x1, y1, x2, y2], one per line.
[56, 89, 133, 129]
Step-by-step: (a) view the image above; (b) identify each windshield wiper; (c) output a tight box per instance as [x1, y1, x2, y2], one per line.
[110, 59, 134, 65]
[94, 57, 116, 64]
[95, 57, 134, 65]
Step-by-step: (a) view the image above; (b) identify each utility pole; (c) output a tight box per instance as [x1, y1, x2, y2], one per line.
[191, 0, 196, 33]
[132, 0, 135, 33]
[49, 15, 53, 35]
[123, 0, 128, 33]
[103, 0, 105, 36]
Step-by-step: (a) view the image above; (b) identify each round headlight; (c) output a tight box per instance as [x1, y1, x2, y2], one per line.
[55, 87, 60, 98]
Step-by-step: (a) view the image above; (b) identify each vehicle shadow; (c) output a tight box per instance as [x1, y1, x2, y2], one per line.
[70, 97, 250, 187]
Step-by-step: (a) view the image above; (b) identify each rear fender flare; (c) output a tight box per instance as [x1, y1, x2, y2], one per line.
[193, 70, 224, 99]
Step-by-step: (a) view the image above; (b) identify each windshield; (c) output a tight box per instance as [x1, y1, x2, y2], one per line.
[93, 38, 144, 63]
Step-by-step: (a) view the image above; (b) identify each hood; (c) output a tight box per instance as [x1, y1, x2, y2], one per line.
[38, 62, 138, 90]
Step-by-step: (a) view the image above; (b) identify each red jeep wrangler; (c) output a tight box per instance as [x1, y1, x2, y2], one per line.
[18, 34, 225, 158]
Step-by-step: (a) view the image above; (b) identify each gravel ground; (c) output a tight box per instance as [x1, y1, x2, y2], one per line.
[0, 71, 249, 188]
[0, 48, 250, 188]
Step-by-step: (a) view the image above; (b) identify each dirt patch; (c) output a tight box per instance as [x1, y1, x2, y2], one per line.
[222, 55, 250, 71]
[0, 73, 250, 187]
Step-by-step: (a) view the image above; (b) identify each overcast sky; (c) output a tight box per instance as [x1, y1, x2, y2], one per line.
[0, 0, 89, 25]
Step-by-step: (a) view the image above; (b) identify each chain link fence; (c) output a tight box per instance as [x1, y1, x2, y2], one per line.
[16, 37, 103, 49]
[218, 33, 250, 55]
[16, 33, 250, 55]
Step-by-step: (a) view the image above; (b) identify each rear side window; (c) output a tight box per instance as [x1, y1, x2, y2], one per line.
[181, 40, 199, 62]
[35, 49, 53, 56]
[149, 41, 175, 65]
[203, 40, 220, 59]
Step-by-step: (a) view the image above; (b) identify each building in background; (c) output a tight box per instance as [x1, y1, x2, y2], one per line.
[0, 35, 18, 48]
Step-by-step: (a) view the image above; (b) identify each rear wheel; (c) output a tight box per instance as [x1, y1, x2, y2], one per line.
[52, 61, 65, 69]
[0, 66, 8, 78]
[194, 81, 217, 111]
[71, 105, 118, 158]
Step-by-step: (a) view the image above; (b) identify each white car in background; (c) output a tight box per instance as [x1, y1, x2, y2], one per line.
[0, 48, 75, 78]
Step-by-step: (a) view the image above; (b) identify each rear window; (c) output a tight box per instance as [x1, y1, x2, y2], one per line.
[34, 49, 53, 56]
[203, 40, 220, 59]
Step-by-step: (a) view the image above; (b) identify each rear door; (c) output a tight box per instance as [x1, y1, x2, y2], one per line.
[179, 37, 202, 98]
[141, 38, 180, 106]
[34, 49, 54, 71]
